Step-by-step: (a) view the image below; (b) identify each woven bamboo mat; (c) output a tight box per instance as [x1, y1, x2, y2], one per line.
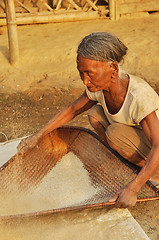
[0, 126, 158, 218]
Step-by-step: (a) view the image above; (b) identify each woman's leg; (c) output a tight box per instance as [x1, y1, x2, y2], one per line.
[88, 105, 110, 142]
[105, 123, 151, 168]
[88, 106, 158, 184]
[106, 123, 159, 184]
[88, 105, 148, 166]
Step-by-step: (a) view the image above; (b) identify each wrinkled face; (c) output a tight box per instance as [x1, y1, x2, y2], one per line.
[77, 55, 113, 92]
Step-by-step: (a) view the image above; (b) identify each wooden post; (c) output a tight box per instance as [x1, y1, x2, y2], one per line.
[109, 0, 115, 20]
[109, 0, 120, 20]
[5, 0, 19, 65]
[115, 0, 120, 20]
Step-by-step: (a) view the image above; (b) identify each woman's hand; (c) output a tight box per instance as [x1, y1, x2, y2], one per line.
[108, 182, 138, 208]
[17, 134, 40, 157]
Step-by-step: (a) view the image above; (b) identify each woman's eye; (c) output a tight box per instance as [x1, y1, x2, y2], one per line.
[88, 73, 94, 78]
[79, 71, 94, 80]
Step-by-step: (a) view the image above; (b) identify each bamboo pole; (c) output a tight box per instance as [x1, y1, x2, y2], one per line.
[0, 11, 107, 26]
[109, 0, 115, 20]
[115, 0, 120, 20]
[0, 0, 5, 11]
[67, 0, 81, 11]
[109, 0, 120, 20]
[5, 0, 19, 65]
[88, 0, 98, 12]
[44, 2, 54, 11]
[55, 0, 62, 10]
[85, 0, 98, 11]
[15, 0, 32, 13]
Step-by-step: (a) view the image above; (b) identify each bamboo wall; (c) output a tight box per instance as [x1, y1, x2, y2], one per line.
[109, 0, 159, 20]
[0, 0, 109, 26]
[1, 0, 159, 24]
[0, 0, 109, 14]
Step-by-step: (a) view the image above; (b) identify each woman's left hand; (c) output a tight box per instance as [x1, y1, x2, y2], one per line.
[108, 183, 138, 208]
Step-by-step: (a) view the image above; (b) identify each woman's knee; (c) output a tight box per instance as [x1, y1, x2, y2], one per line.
[88, 115, 99, 128]
[106, 123, 122, 143]
[105, 123, 150, 160]
[106, 124, 132, 159]
[106, 124, 122, 150]
[88, 105, 109, 130]
[88, 104, 102, 118]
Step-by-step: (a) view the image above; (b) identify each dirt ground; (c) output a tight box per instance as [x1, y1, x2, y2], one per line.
[0, 14, 159, 239]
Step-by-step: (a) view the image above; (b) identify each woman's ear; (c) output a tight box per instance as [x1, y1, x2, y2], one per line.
[110, 62, 119, 78]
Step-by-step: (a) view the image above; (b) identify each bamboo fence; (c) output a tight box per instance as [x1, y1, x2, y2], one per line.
[2, 0, 109, 65]
[109, 0, 159, 20]
[2, 0, 159, 65]
[1, 0, 159, 24]
[0, 0, 109, 26]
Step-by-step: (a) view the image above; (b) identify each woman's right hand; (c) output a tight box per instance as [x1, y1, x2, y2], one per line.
[17, 134, 40, 157]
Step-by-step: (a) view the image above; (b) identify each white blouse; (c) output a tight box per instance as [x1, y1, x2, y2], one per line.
[86, 74, 159, 126]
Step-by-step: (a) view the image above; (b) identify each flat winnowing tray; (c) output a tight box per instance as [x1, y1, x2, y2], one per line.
[0, 126, 158, 218]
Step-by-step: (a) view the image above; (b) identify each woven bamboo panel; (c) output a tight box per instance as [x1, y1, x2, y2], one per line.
[0, 126, 158, 218]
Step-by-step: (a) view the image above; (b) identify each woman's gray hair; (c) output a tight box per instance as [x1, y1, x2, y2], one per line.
[77, 32, 128, 63]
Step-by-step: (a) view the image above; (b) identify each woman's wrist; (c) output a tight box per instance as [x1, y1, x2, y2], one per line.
[127, 179, 143, 194]
[34, 129, 43, 140]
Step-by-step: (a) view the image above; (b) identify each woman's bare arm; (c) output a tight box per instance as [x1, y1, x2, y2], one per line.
[17, 91, 96, 153]
[109, 111, 159, 208]
[131, 111, 159, 188]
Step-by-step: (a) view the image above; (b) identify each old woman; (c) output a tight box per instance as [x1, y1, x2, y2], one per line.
[18, 32, 159, 208]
